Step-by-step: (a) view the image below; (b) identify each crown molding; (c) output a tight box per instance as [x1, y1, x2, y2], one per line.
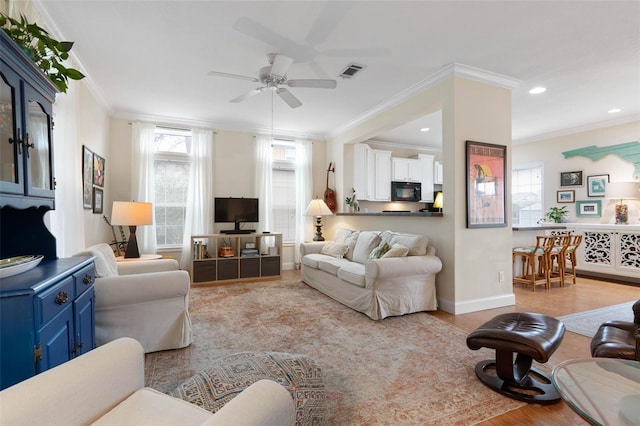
[513, 113, 640, 145]
[365, 139, 442, 153]
[329, 63, 522, 140]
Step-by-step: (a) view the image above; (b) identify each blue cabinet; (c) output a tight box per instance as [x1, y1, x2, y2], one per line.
[0, 257, 96, 390]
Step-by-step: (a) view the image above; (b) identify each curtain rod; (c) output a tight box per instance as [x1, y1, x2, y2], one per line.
[128, 122, 217, 133]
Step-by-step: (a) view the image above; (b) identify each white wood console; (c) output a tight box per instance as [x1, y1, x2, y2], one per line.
[190, 233, 282, 285]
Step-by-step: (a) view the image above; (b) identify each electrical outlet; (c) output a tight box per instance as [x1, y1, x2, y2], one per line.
[498, 271, 505, 283]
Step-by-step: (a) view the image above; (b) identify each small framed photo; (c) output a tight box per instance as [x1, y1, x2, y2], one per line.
[93, 153, 105, 187]
[557, 190, 575, 203]
[82, 145, 93, 209]
[587, 174, 609, 197]
[576, 200, 601, 217]
[560, 170, 583, 187]
[93, 187, 104, 214]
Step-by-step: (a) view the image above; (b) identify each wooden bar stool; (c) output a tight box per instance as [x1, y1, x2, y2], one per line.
[564, 234, 582, 285]
[513, 236, 554, 291]
[547, 235, 571, 287]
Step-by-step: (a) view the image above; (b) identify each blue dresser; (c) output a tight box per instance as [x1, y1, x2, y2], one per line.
[0, 256, 96, 390]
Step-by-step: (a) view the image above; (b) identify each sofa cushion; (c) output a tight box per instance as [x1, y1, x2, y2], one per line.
[320, 242, 349, 259]
[382, 243, 409, 258]
[74, 243, 118, 278]
[317, 258, 352, 276]
[334, 227, 354, 244]
[336, 262, 367, 288]
[352, 231, 381, 264]
[343, 231, 360, 261]
[92, 387, 211, 426]
[302, 253, 336, 269]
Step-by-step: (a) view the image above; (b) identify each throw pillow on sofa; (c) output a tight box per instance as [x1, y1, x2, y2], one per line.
[320, 242, 349, 259]
[381, 243, 409, 258]
[369, 242, 390, 259]
[352, 231, 381, 264]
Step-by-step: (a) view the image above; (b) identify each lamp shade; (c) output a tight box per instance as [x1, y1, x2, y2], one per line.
[305, 199, 333, 216]
[110, 201, 153, 225]
[433, 192, 443, 209]
[606, 182, 640, 200]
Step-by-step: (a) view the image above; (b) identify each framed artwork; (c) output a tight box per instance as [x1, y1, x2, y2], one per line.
[576, 200, 601, 217]
[93, 153, 105, 187]
[93, 187, 104, 214]
[465, 140, 507, 228]
[587, 174, 609, 197]
[82, 145, 93, 209]
[557, 190, 575, 203]
[560, 170, 583, 187]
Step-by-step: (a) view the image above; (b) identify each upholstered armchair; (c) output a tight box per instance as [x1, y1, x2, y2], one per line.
[590, 299, 640, 361]
[73, 243, 193, 353]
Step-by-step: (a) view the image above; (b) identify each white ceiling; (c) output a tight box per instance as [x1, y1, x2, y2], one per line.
[37, 1, 640, 146]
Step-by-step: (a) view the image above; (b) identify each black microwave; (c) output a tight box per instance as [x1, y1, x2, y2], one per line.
[391, 181, 421, 201]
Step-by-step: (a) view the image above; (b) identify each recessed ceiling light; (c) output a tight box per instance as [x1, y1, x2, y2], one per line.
[608, 108, 622, 114]
[420, 127, 430, 132]
[529, 87, 546, 95]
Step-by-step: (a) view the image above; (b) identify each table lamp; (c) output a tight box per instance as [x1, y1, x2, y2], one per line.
[606, 182, 639, 224]
[433, 192, 443, 213]
[305, 199, 333, 241]
[110, 201, 153, 258]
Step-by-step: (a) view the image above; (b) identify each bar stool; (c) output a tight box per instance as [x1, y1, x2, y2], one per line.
[547, 235, 571, 287]
[513, 236, 554, 291]
[564, 234, 582, 285]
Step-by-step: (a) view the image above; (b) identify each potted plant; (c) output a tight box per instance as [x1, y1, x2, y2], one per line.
[538, 206, 568, 224]
[0, 13, 85, 92]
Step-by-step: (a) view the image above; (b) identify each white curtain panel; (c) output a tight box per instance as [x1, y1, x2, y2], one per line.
[180, 128, 214, 269]
[130, 122, 157, 254]
[294, 139, 312, 265]
[255, 135, 274, 233]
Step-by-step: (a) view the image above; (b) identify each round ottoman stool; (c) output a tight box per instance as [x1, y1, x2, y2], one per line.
[466, 312, 565, 404]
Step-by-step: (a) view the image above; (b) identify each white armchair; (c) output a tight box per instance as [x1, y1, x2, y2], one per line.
[73, 244, 193, 353]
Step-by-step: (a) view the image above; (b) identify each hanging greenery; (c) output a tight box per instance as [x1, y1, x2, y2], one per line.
[0, 13, 85, 93]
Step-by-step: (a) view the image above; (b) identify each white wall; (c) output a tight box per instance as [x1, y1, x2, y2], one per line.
[513, 121, 640, 224]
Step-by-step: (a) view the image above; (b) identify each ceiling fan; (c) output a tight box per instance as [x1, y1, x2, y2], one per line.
[207, 53, 337, 108]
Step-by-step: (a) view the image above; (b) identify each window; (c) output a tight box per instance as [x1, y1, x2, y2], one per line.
[154, 128, 192, 247]
[512, 163, 543, 226]
[272, 140, 296, 242]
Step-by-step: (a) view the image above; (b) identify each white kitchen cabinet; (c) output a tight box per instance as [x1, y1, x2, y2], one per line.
[353, 144, 391, 202]
[391, 157, 421, 182]
[415, 154, 434, 202]
[434, 160, 443, 185]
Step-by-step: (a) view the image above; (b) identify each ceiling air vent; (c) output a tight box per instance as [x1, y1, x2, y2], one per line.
[339, 63, 366, 79]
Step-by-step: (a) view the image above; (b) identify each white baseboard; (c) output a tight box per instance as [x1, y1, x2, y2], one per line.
[437, 293, 516, 315]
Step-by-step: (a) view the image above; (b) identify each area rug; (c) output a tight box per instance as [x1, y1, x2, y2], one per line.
[145, 280, 525, 425]
[557, 301, 635, 337]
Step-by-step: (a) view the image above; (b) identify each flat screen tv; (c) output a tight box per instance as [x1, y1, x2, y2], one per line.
[214, 197, 259, 234]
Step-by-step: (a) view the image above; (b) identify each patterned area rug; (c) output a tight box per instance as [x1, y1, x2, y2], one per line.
[557, 301, 635, 337]
[146, 280, 525, 425]
[170, 351, 326, 425]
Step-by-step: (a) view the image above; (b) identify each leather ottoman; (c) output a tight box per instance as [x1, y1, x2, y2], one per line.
[466, 312, 565, 404]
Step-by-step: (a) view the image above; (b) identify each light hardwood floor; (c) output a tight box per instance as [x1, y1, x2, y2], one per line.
[429, 276, 639, 425]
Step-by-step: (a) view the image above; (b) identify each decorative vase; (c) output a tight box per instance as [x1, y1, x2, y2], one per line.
[615, 203, 629, 224]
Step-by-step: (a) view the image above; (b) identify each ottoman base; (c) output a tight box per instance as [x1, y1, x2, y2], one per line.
[474, 359, 560, 404]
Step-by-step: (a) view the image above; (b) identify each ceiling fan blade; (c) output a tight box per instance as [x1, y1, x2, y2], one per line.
[276, 88, 302, 109]
[270, 55, 293, 79]
[287, 79, 337, 89]
[207, 70, 259, 82]
[230, 87, 265, 103]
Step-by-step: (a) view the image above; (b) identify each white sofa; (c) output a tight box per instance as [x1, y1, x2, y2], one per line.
[300, 229, 442, 320]
[0, 338, 295, 426]
[73, 243, 192, 353]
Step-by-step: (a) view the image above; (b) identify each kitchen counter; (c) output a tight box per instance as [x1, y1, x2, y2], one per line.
[337, 211, 443, 217]
[512, 225, 567, 231]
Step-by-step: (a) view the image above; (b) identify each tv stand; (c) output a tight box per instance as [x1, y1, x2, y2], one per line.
[191, 233, 282, 285]
[221, 229, 255, 234]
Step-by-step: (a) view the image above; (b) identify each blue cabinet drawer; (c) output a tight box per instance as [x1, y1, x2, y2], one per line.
[35, 277, 74, 328]
[73, 263, 95, 297]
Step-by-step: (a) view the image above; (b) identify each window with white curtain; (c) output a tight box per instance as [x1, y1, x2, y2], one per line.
[153, 128, 192, 247]
[512, 163, 543, 226]
[272, 140, 296, 242]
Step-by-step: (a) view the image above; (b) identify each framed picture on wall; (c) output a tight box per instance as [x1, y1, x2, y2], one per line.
[576, 200, 601, 217]
[557, 190, 575, 203]
[93, 153, 105, 187]
[587, 174, 609, 197]
[465, 140, 507, 228]
[560, 170, 583, 187]
[82, 145, 93, 209]
[93, 187, 104, 214]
